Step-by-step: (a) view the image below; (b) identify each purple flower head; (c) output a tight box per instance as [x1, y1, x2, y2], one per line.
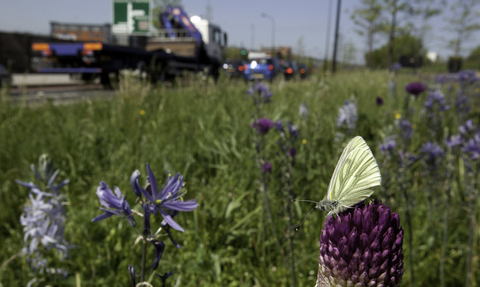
[261, 162, 272, 174]
[398, 120, 413, 139]
[390, 63, 402, 71]
[380, 139, 397, 153]
[405, 82, 426, 96]
[92, 182, 135, 226]
[289, 146, 297, 158]
[133, 164, 199, 232]
[160, 210, 183, 248]
[376, 97, 384, 106]
[420, 142, 444, 166]
[246, 82, 273, 104]
[424, 92, 450, 112]
[445, 134, 462, 148]
[317, 201, 404, 287]
[251, 118, 275, 135]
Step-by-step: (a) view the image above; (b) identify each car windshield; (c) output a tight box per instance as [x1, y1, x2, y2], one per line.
[250, 58, 272, 65]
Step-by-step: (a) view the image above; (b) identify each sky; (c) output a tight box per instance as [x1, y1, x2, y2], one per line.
[1, 0, 480, 63]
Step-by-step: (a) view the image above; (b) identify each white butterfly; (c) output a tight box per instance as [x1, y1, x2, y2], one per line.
[296, 136, 381, 226]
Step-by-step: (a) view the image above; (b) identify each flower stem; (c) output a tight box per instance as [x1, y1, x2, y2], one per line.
[440, 187, 450, 287]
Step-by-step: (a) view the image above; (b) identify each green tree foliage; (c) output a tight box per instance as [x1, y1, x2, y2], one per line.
[350, 0, 384, 66]
[365, 33, 425, 68]
[446, 0, 480, 56]
[467, 45, 480, 61]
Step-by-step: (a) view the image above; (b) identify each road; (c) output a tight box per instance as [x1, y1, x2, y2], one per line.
[5, 74, 116, 106]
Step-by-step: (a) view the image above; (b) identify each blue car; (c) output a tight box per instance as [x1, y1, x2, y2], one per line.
[243, 57, 281, 82]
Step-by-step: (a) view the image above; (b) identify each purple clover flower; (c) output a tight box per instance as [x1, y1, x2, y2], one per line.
[132, 164, 199, 232]
[317, 201, 404, 286]
[405, 82, 426, 96]
[251, 118, 275, 135]
[92, 182, 136, 226]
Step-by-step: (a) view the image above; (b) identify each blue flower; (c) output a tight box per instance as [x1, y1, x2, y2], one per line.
[420, 142, 444, 166]
[287, 121, 300, 143]
[380, 139, 397, 153]
[398, 120, 413, 139]
[246, 82, 273, 104]
[458, 70, 478, 83]
[445, 135, 462, 148]
[151, 240, 166, 270]
[390, 63, 402, 71]
[92, 182, 135, 226]
[337, 101, 358, 130]
[424, 92, 450, 112]
[261, 162, 272, 174]
[462, 134, 480, 160]
[133, 164, 199, 232]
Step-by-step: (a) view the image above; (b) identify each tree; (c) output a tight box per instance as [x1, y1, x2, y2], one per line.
[152, 0, 183, 29]
[467, 45, 480, 61]
[343, 40, 358, 69]
[445, 0, 480, 56]
[378, 0, 442, 65]
[365, 33, 425, 68]
[350, 0, 384, 67]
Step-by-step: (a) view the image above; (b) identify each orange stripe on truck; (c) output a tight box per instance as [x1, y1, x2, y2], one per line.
[32, 43, 50, 51]
[83, 43, 103, 51]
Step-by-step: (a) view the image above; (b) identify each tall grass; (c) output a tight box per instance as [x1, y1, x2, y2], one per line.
[0, 71, 478, 286]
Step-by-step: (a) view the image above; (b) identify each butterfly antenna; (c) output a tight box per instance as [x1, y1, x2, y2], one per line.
[292, 199, 318, 203]
[295, 206, 316, 231]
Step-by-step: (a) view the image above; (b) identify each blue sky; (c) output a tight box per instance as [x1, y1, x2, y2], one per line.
[1, 0, 479, 63]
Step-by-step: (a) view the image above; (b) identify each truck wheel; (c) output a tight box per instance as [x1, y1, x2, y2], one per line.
[150, 62, 167, 85]
[100, 72, 113, 89]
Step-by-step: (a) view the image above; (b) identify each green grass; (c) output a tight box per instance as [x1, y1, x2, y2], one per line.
[0, 71, 479, 286]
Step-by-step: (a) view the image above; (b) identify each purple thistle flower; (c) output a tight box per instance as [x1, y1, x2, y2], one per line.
[132, 164, 199, 232]
[317, 201, 404, 287]
[420, 142, 444, 166]
[92, 182, 136, 226]
[405, 82, 426, 96]
[398, 120, 413, 139]
[251, 118, 275, 135]
[446, 135, 462, 148]
[376, 97, 384, 106]
[261, 162, 272, 173]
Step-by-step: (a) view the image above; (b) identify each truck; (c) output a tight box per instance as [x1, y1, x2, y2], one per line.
[30, 6, 227, 87]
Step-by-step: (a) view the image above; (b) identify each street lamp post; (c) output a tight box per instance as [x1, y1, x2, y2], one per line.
[261, 13, 275, 56]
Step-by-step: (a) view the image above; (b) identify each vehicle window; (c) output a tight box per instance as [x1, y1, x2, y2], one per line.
[250, 59, 272, 65]
[212, 29, 222, 44]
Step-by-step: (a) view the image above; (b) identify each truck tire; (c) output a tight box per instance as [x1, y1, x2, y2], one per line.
[150, 61, 167, 85]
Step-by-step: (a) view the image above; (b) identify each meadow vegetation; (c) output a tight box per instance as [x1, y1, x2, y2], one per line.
[0, 70, 479, 286]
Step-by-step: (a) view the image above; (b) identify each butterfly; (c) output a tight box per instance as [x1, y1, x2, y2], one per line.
[295, 136, 381, 229]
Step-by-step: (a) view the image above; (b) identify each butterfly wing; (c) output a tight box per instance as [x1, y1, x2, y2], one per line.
[326, 136, 381, 209]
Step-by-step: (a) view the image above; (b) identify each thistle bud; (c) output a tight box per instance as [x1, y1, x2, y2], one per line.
[317, 201, 404, 287]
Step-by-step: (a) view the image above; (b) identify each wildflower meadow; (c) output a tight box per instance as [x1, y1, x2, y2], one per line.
[1, 69, 480, 286]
